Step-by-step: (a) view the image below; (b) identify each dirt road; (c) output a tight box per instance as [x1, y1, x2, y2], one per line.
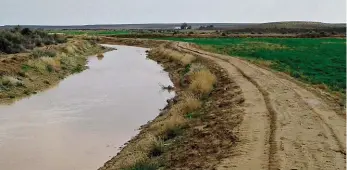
[175, 42, 346, 170]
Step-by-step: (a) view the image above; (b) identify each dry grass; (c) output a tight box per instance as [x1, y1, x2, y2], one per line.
[189, 63, 207, 73]
[60, 55, 78, 68]
[40, 57, 61, 71]
[188, 69, 217, 95]
[152, 110, 186, 137]
[251, 59, 273, 67]
[27, 57, 61, 73]
[63, 45, 76, 54]
[314, 83, 329, 90]
[179, 93, 202, 113]
[27, 59, 47, 73]
[150, 94, 201, 137]
[135, 134, 159, 152]
[118, 151, 149, 169]
[152, 47, 196, 65]
[0, 76, 22, 86]
[116, 134, 163, 169]
[166, 50, 196, 66]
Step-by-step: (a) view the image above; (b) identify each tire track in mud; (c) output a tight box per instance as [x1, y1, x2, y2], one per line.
[175, 42, 346, 170]
[236, 58, 346, 155]
[225, 61, 279, 170]
[175, 42, 274, 169]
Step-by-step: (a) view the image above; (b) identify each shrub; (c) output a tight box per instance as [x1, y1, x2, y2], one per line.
[53, 34, 67, 43]
[31, 49, 45, 58]
[20, 28, 32, 36]
[0, 28, 67, 54]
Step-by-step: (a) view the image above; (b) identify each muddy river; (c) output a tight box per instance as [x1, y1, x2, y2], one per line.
[0, 45, 174, 170]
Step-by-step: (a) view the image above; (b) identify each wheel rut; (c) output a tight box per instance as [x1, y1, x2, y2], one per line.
[175, 42, 272, 170]
[175, 42, 346, 170]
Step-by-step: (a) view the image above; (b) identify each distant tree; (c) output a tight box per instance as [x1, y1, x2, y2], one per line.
[181, 23, 188, 29]
[187, 25, 192, 29]
[207, 25, 214, 28]
[13, 25, 21, 32]
[21, 28, 32, 36]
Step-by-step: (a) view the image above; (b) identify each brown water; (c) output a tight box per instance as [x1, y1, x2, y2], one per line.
[0, 45, 174, 170]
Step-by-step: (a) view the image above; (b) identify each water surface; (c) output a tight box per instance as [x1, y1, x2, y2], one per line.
[0, 45, 174, 170]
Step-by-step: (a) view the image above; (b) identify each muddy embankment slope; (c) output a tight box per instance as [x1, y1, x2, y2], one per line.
[0, 39, 110, 104]
[98, 39, 246, 169]
[99, 37, 346, 169]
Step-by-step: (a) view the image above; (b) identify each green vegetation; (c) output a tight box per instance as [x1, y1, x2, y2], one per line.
[0, 27, 67, 54]
[48, 30, 131, 36]
[161, 37, 346, 93]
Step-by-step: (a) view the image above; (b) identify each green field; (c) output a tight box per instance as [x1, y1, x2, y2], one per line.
[48, 30, 131, 35]
[161, 37, 346, 93]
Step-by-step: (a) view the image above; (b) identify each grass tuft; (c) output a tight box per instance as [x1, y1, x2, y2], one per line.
[27, 59, 47, 73]
[188, 69, 217, 95]
[0, 76, 23, 86]
[40, 57, 61, 72]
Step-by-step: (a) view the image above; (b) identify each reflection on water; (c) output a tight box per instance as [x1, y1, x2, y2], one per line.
[0, 45, 174, 170]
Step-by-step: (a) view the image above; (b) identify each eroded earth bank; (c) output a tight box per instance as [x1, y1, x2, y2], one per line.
[98, 38, 346, 170]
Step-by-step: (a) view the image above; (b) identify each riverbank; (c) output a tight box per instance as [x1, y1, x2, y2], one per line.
[0, 39, 111, 104]
[98, 37, 345, 170]
[99, 41, 245, 169]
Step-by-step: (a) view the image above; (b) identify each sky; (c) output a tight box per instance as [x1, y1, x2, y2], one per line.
[0, 0, 346, 25]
